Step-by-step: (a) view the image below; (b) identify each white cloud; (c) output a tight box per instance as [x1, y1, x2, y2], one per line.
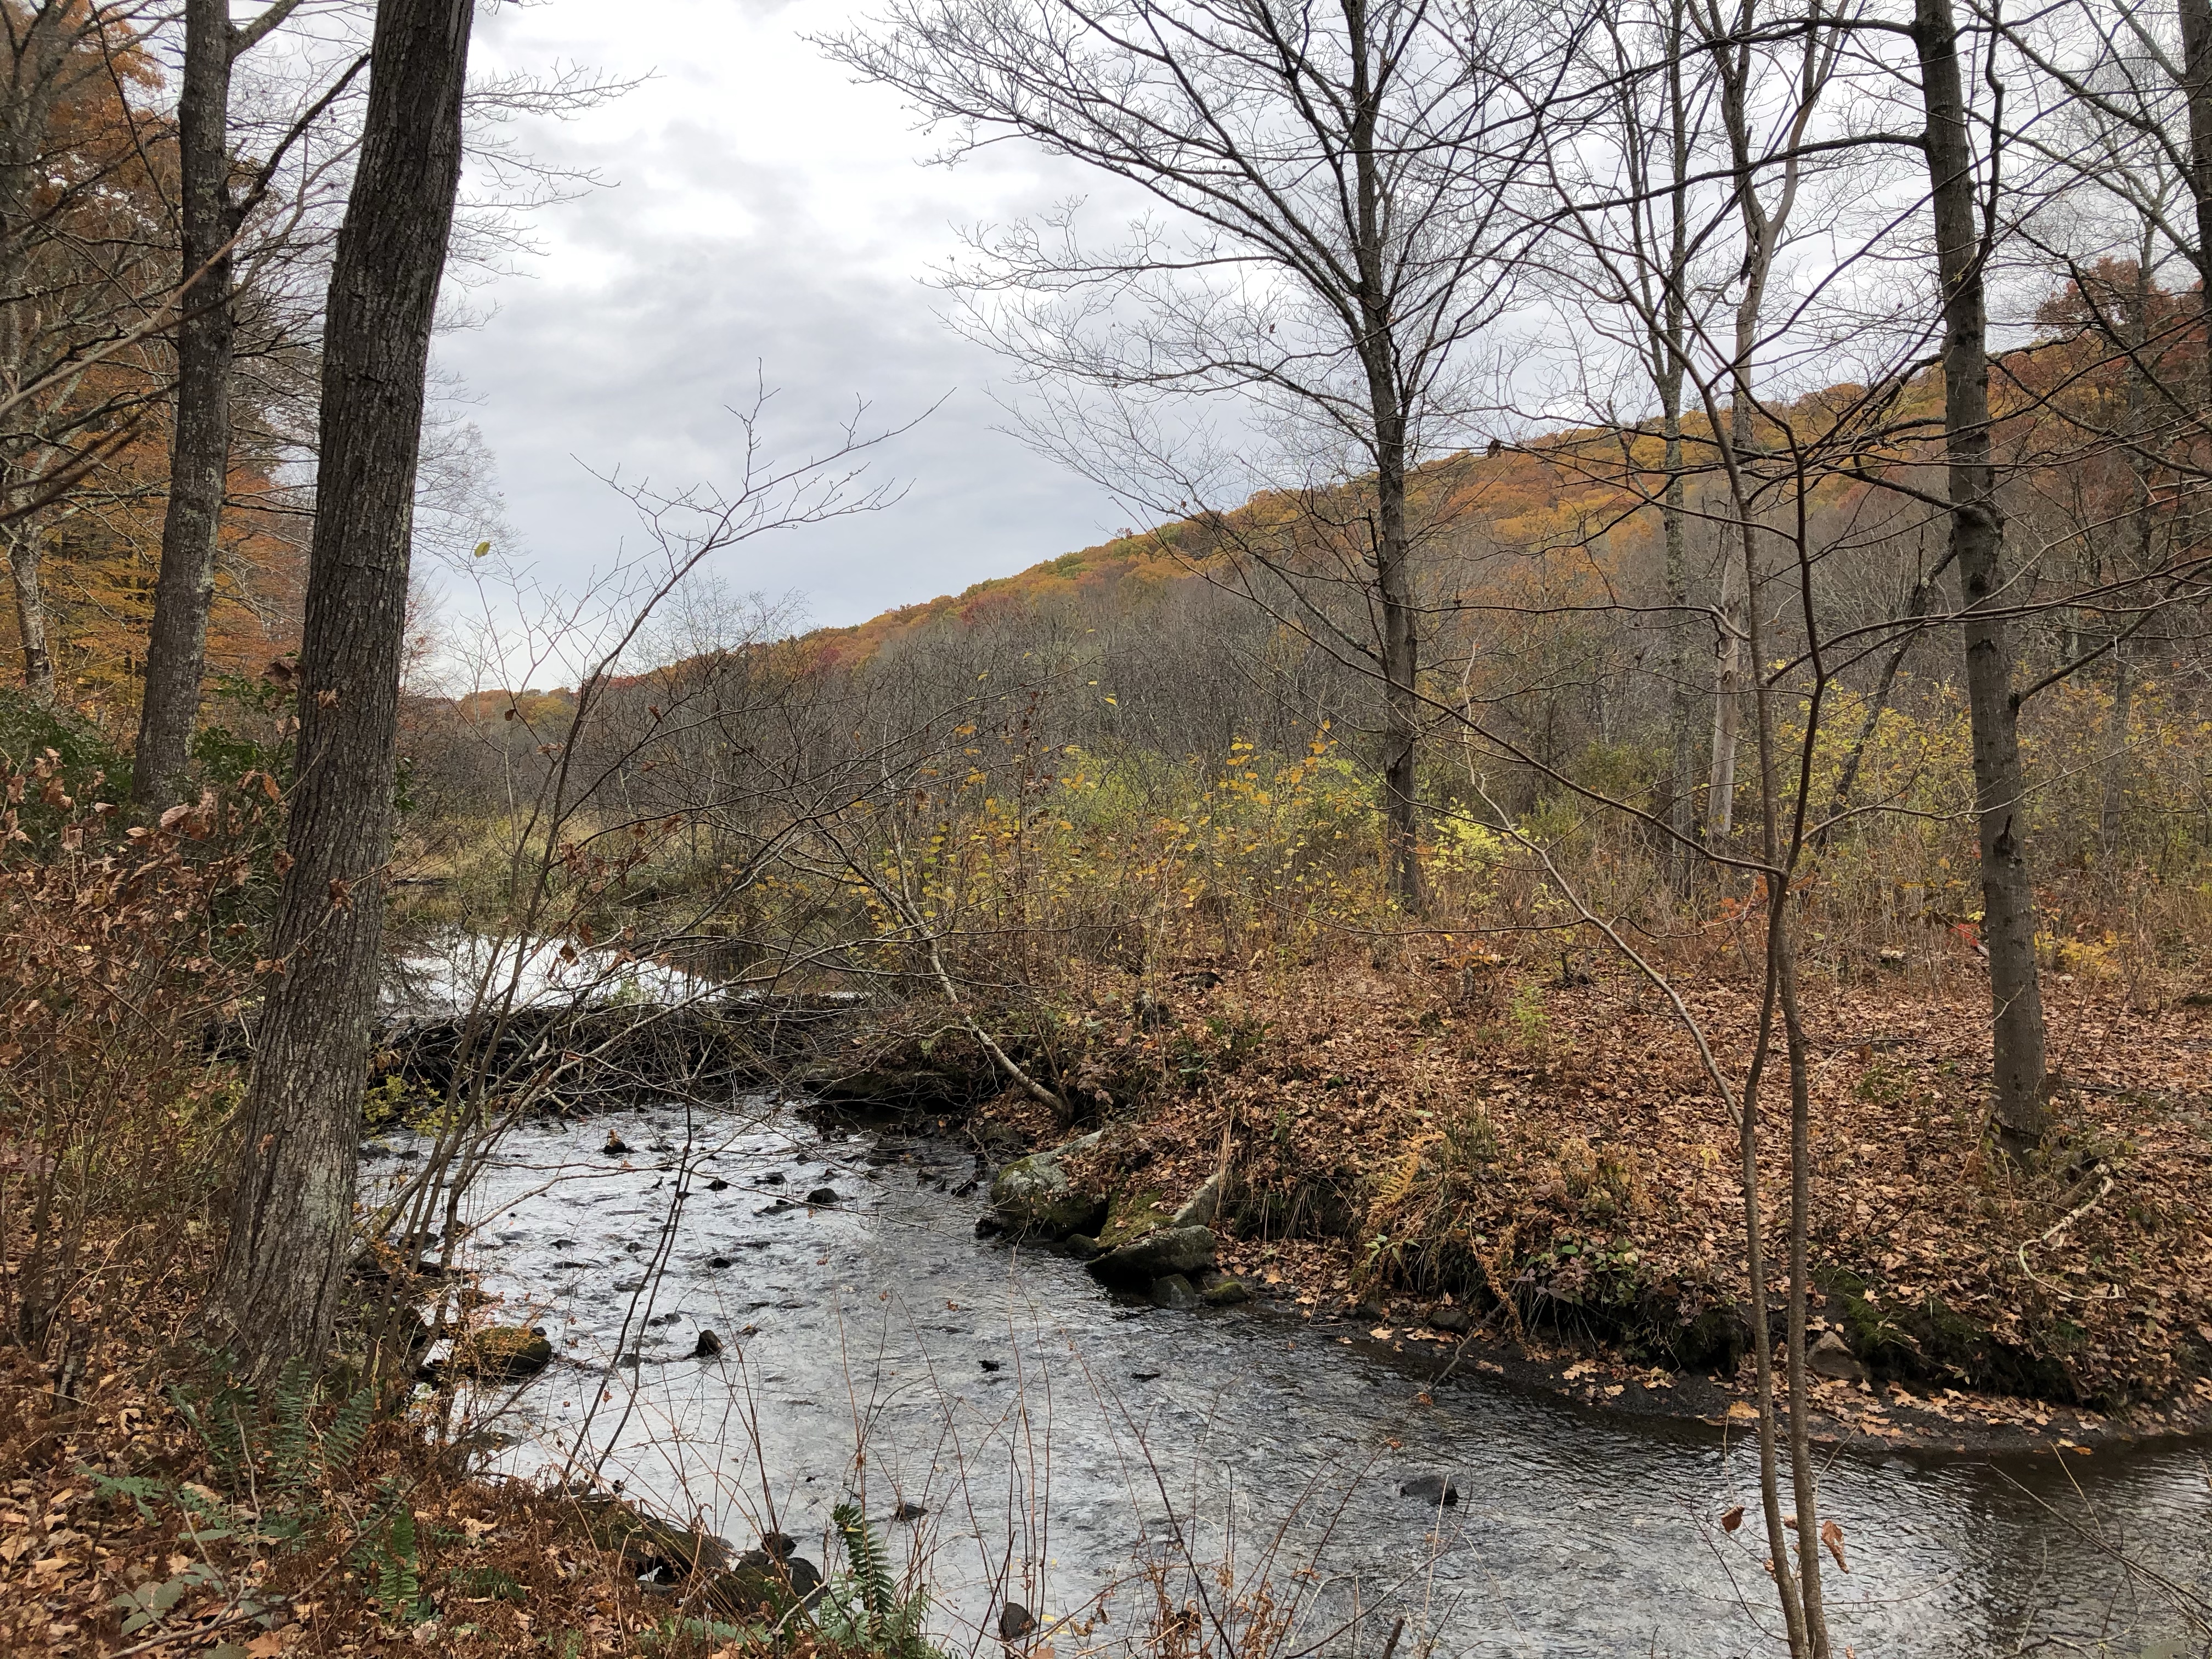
[433, 0, 1128, 636]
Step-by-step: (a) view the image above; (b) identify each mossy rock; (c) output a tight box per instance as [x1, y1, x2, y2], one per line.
[574, 1493, 729, 1577]
[1088, 1224, 1216, 1288]
[449, 1325, 552, 1380]
[1098, 1186, 1173, 1250]
[989, 1130, 1110, 1240]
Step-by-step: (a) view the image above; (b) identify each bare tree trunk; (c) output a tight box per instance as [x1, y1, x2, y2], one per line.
[1658, 0, 1699, 881]
[2100, 640, 2131, 851]
[4, 517, 52, 700]
[2103, 259, 2154, 857]
[212, 0, 473, 1377]
[1376, 426, 1421, 912]
[1348, 0, 1421, 915]
[1698, 0, 1773, 851]
[1913, 0, 2047, 1155]
[134, 0, 240, 803]
[1664, 430, 1697, 868]
[2182, 0, 2212, 408]
[1708, 193, 1770, 854]
[0, 5, 77, 702]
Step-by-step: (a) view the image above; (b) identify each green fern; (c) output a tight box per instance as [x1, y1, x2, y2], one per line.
[826, 1503, 937, 1659]
[168, 1372, 255, 1496]
[267, 1357, 318, 1503]
[833, 1502, 895, 1638]
[323, 1385, 373, 1478]
[370, 1502, 423, 1623]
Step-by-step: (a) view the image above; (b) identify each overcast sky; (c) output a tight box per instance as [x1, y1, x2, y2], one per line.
[432, 0, 1131, 640]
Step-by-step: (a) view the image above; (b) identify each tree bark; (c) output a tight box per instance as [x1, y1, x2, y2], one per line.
[1375, 409, 1421, 913]
[1658, 0, 1698, 882]
[0, 4, 78, 701]
[1913, 0, 2047, 1154]
[1347, 0, 1421, 914]
[134, 0, 240, 803]
[213, 0, 473, 1376]
[4, 518, 52, 699]
[2181, 0, 2212, 409]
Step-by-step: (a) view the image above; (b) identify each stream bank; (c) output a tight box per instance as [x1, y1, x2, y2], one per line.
[374, 1097, 2212, 1658]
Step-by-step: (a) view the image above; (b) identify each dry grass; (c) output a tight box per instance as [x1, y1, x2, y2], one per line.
[1001, 945, 2212, 1417]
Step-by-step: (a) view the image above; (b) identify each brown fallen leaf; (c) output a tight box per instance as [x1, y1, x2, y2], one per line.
[1821, 1517, 1848, 1572]
[1720, 1505, 1745, 1532]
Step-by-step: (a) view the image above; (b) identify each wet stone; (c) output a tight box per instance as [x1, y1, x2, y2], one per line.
[1151, 1274, 1200, 1311]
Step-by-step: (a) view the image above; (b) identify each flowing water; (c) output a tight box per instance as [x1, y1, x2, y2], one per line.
[364, 1099, 2212, 1659]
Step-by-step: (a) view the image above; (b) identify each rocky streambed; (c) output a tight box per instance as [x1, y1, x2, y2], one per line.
[365, 1098, 2212, 1658]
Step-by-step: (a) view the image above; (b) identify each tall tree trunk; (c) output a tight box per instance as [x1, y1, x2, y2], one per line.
[1914, 0, 2047, 1155]
[134, 0, 239, 804]
[2100, 641, 2131, 851]
[4, 517, 52, 700]
[1660, 0, 1698, 882]
[1700, 0, 1772, 852]
[1375, 421, 1421, 912]
[212, 0, 473, 1377]
[1663, 426, 1697, 869]
[0, 5, 76, 702]
[1348, 0, 1420, 913]
[2103, 258, 2154, 857]
[2181, 0, 2212, 408]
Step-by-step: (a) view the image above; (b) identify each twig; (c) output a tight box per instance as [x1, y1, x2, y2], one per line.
[2015, 1164, 2117, 1300]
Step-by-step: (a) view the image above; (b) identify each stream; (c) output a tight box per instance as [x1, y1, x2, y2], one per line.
[363, 1098, 2212, 1658]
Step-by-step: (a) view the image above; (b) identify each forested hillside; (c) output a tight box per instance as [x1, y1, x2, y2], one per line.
[4, 1, 2212, 1656]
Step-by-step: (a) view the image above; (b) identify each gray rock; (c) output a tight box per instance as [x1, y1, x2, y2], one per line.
[1809, 1329, 1866, 1382]
[892, 1499, 927, 1521]
[806, 1187, 841, 1206]
[1171, 1173, 1222, 1229]
[1061, 1233, 1101, 1261]
[1427, 1306, 1472, 1334]
[1150, 1274, 1199, 1310]
[988, 1130, 1109, 1240]
[693, 1329, 723, 1359]
[997, 1602, 1037, 1641]
[1201, 1277, 1252, 1306]
[1401, 1473, 1460, 1506]
[1088, 1224, 1216, 1288]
